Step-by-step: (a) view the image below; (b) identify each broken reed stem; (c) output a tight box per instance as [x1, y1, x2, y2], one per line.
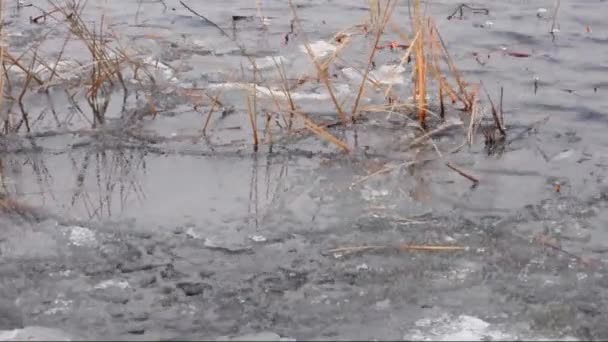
[289, 110, 349, 152]
[202, 90, 223, 134]
[408, 119, 462, 149]
[352, 0, 394, 122]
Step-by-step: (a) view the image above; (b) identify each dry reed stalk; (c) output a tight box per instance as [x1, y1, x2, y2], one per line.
[382, 31, 419, 107]
[366, 0, 381, 29]
[46, 0, 129, 126]
[202, 87, 226, 134]
[15, 49, 38, 132]
[429, 23, 472, 110]
[410, 0, 428, 127]
[3, 51, 44, 86]
[288, 0, 347, 124]
[327, 243, 465, 256]
[246, 94, 259, 149]
[408, 118, 462, 149]
[414, 23, 461, 108]
[466, 83, 481, 145]
[44, 33, 72, 85]
[481, 82, 506, 136]
[0, 0, 5, 129]
[351, 0, 395, 122]
[272, 57, 296, 131]
[263, 111, 273, 145]
[350, 138, 468, 189]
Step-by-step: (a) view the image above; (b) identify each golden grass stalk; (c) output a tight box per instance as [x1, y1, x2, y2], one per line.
[411, 0, 428, 127]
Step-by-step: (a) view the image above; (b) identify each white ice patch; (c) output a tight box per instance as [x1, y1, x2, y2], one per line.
[140, 56, 178, 83]
[67, 226, 97, 247]
[94, 279, 130, 290]
[207, 82, 351, 101]
[44, 298, 72, 315]
[406, 314, 579, 341]
[407, 315, 513, 341]
[550, 149, 576, 162]
[8, 60, 83, 81]
[250, 56, 289, 70]
[249, 235, 267, 243]
[299, 40, 337, 59]
[361, 187, 390, 201]
[0, 326, 72, 341]
[342, 64, 407, 85]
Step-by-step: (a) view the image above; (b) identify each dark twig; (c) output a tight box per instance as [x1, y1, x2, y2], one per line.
[179, 1, 232, 42]
[499, 86, 504, 128]
[447, 4, 489, 20]
[446, 162, 479, 185]
[481, 82, 506, 137]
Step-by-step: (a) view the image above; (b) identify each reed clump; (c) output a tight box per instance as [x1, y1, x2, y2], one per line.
[230, 0, 497, 152]
[0, 0, 501, 156]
